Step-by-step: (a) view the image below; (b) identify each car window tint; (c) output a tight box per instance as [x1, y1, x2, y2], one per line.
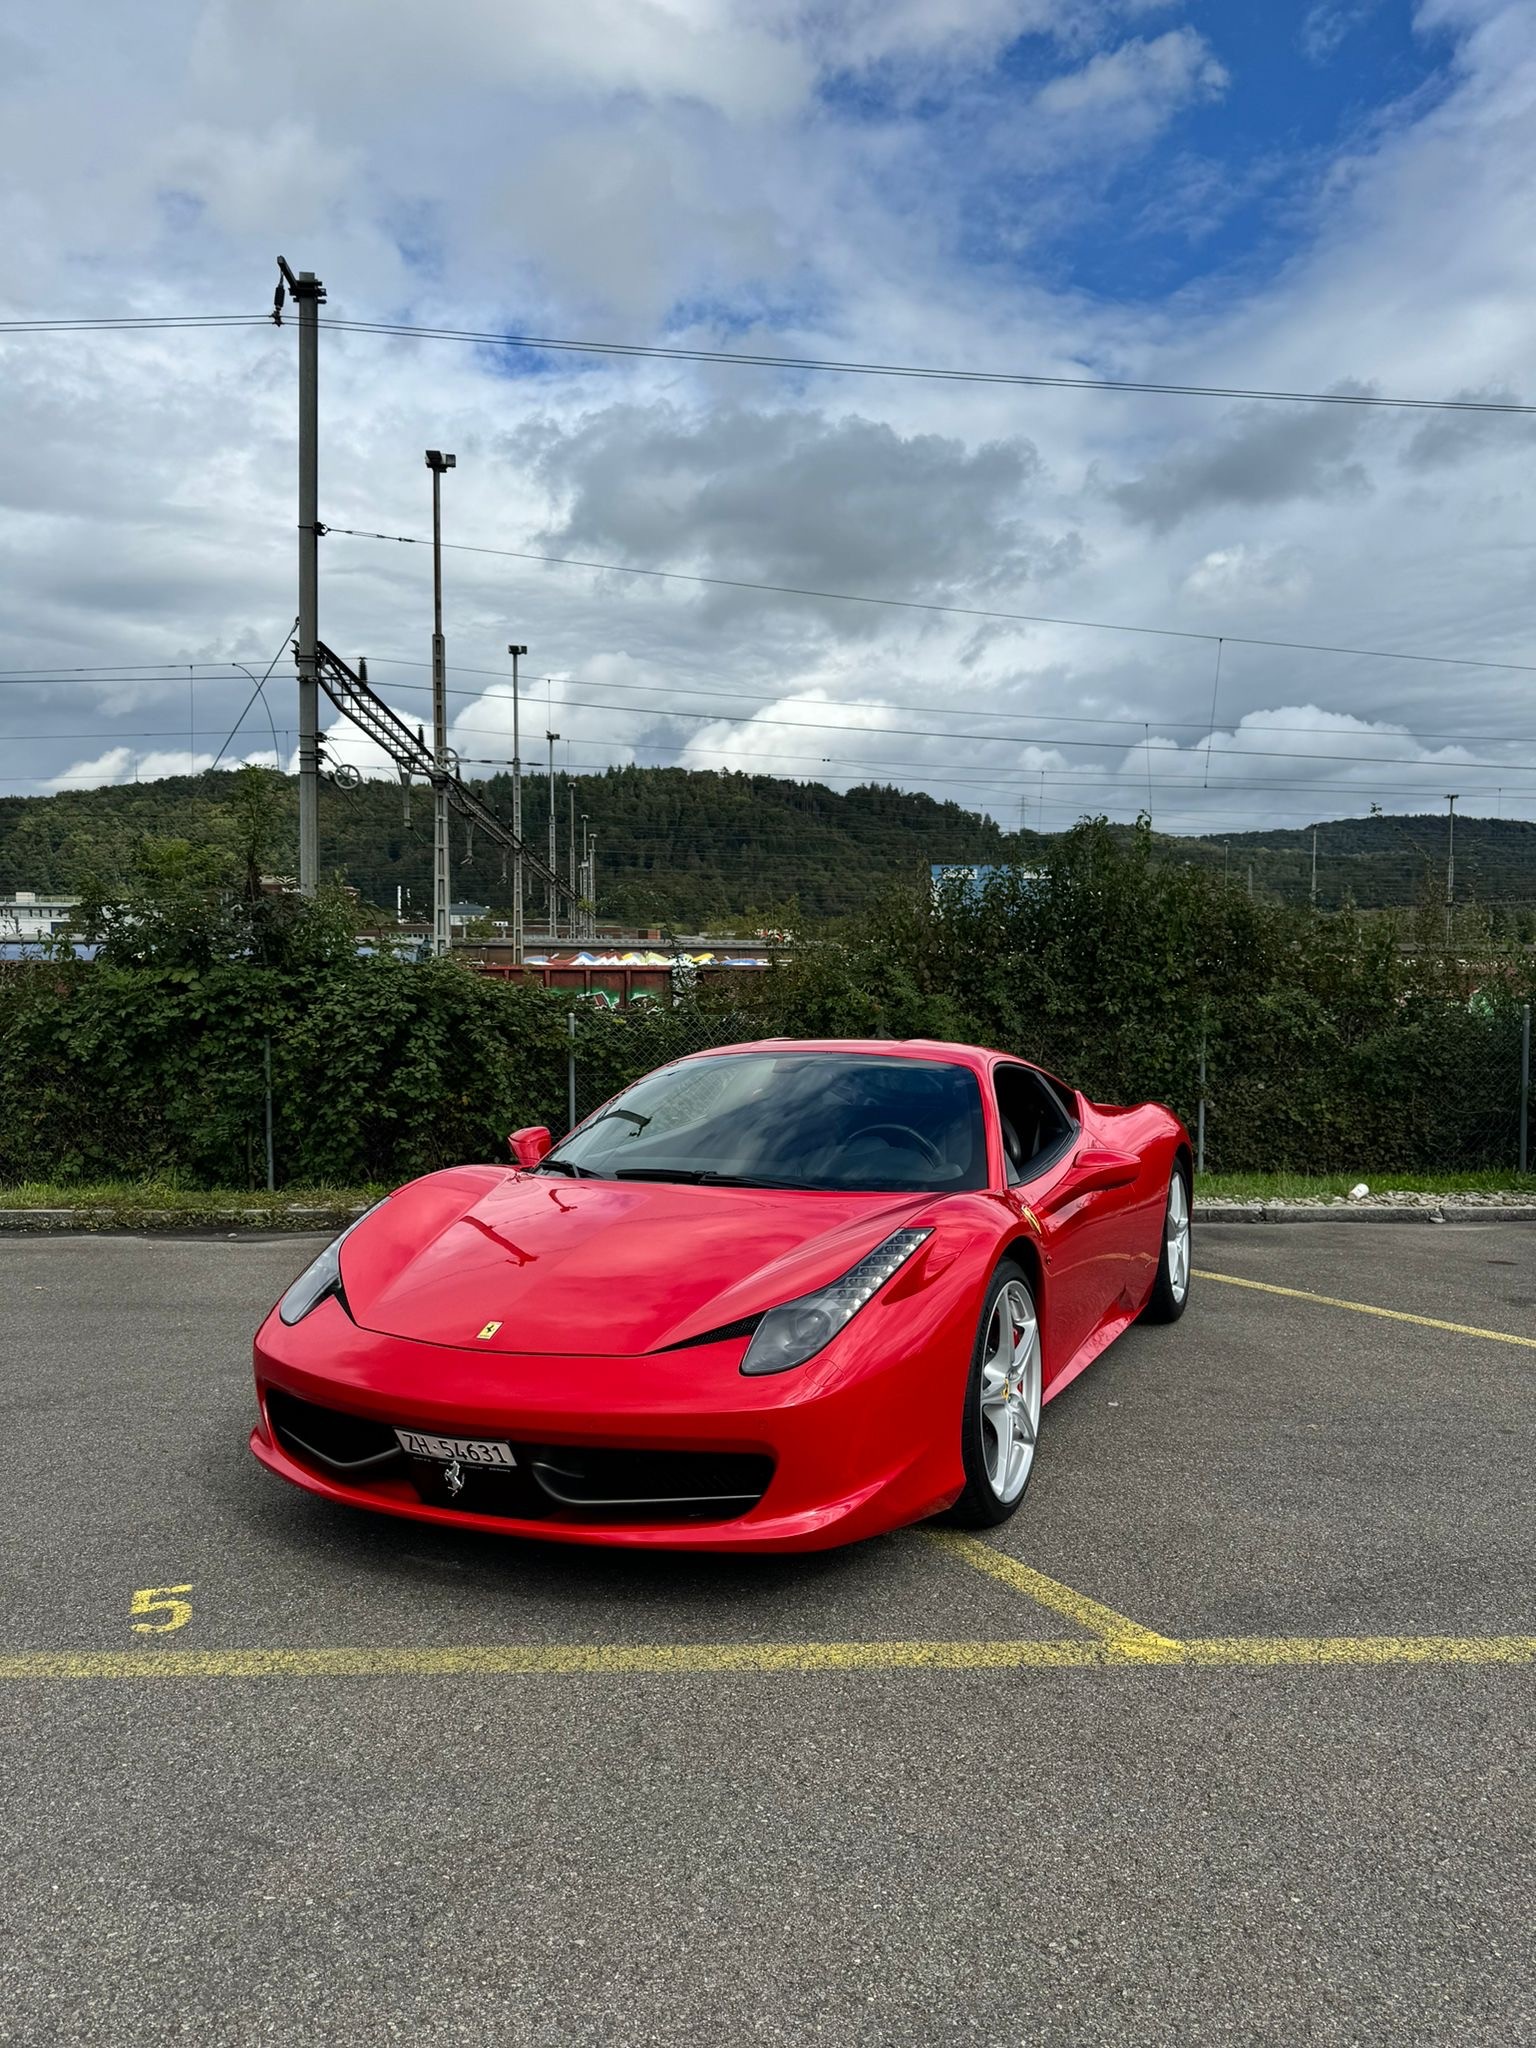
[547, 1053, 987, 1194]
[994, 1066, 1078, 1184]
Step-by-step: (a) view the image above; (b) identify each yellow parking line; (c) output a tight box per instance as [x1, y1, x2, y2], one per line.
[0, 1642, 1106, 1679]
[1195, 1269, 1536, 1350]
[925, 1531, 1183, 1658]
[0, 1635, 1532, 1680]
[1183, 1635, 1536, 1668]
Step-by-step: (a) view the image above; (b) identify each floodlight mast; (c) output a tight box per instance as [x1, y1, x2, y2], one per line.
[546, 728, 561, 935]
[508, 645, 527, 964]
[425, 450, 456, 956]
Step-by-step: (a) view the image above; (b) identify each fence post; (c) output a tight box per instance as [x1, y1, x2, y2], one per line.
[1196, 1031, 1206, 1177]
[567, 1011, 577, 1133]
[264, 1032, 276, 1196]
[1521, 1004, 1530, 1174]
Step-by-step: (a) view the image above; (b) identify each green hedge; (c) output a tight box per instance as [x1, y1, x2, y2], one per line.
[2, 817, 1529, 1185]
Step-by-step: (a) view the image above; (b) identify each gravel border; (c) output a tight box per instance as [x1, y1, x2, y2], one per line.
[1202, 1201, 1536, 1225]
[2, 1196, 1532, 1233]
[0, 1205, 368, 1235]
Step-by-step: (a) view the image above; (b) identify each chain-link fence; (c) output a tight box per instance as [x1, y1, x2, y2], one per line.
[561, 1001, 1535, 1177]
[1189, 1000, 1533, 1175]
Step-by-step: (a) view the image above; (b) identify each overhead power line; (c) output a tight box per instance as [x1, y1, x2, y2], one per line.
[6, 309, 1529, 414]
[21, 701, 1536, 777]
[208, 622, 296, 770]
[0, 315, 271, 332]
[328, 526, 1536, 678]
[9, 650, 1536, 758]
[362, 657, 1536, 756]
[319, 318, 1535, 416]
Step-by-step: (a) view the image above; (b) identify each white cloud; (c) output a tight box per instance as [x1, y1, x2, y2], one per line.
[4, 0, 1536, 850]
[1179, 543, 1312, 609]
[1030, 26, 1227, 126]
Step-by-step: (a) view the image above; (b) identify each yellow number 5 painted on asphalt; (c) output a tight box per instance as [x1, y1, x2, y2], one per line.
[130, 1586, 193, 1634]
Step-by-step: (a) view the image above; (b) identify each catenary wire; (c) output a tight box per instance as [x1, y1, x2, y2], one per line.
[12, 654, 1536, 758]
[316, 318, 1536, 415]
[326, 527, 1536, 677]
[208, 622, 296, 770]
[359, 657, 1536, 755]
[0, 315, 272, 332]
[6, 307, 1529, 415]
[14, 705, 1536, 776]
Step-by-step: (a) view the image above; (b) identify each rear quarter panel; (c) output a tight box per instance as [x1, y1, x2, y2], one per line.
[1080, 1095, 1190, 1306]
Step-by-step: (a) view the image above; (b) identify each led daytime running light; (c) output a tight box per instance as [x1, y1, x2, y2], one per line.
[276, 1199, 387, 1327]
[740, 1228, 932, 1376]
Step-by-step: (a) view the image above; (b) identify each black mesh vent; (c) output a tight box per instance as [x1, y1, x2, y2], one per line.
[526, 1445, 772, 1516]
[266, 1389, 773, 1523]
[266, 1389, 403, 1475]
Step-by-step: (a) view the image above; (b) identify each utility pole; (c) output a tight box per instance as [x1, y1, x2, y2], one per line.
[580, 813, 590, 938]
[507, 644, 526, 965]
[567, 780, 577, 933]
[278, 257, 325, 894]
[1445, 793, 1459, 948]
[426, 449, 456, 957]
[1310, 826, 1318, 910]
[546, 729, 560, 935]
[588, 831, 598, 935]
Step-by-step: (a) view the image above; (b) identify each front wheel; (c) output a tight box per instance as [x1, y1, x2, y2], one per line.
[1140, 1163, 1192, 1324]
[944, 1262, 1042, 1528]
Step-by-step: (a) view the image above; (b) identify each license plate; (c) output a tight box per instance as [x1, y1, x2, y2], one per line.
[394, 1430, 517, 1467]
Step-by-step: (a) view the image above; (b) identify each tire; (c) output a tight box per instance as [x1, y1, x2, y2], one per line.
[944, 1260, 1043, 1529]
[1139, 1160, 1192, 1324]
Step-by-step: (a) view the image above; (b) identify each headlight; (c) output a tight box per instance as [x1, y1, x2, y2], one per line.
[277, 1200, 388, 1327]
[740, 1228, 932, 1376]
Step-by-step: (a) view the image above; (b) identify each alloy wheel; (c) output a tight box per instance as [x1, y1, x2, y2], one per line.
[1165, 1172, 1191, 1303]
[979, 1279, 1041, 1503]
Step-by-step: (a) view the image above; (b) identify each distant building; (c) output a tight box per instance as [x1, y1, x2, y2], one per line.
[0, 890, 81, 940]
[929, 864, 1040, 902]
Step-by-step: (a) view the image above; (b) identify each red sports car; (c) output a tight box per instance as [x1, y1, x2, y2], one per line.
[251, 1039, 1191, 1551]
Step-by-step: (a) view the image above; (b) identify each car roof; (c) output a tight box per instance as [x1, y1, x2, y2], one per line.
[676, 1037, 1019, 1077]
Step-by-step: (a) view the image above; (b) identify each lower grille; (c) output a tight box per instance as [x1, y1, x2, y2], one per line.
[266, 1389, 404, 1475]
[526, 1445, 772, 1517]
[265, 1390, 772, 1523]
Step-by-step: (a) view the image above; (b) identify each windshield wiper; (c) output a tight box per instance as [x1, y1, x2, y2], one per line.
[535, 1158, 592, 1178]
[610, 1168, 818, 1190]
[609, 1167, 710, 1183]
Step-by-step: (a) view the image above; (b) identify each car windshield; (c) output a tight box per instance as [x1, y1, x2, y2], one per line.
[541, 1051, 987, 1193]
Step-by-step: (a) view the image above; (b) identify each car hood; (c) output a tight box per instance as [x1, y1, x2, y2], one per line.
[339, 1166, 936, 1357]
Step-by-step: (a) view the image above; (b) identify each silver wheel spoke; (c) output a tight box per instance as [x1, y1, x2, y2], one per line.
[979, 1280, 1040, 1504]
[1164, 1174, 1191, 1302]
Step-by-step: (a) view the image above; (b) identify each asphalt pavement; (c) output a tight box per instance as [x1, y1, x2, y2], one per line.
[1, 1220, 1532, 2046]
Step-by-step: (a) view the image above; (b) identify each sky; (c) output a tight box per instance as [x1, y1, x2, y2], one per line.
[2, 0, 1534, 846]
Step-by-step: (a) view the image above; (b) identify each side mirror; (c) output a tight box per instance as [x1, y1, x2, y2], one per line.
[1038, 1147, 1140, 1211]
[508, 1125, 552, 1168]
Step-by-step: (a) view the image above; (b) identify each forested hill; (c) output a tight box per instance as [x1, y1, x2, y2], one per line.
[0, 765, 1016, 926]
[5, 766, 1536, 925]
[1179, 812, 1536, 913]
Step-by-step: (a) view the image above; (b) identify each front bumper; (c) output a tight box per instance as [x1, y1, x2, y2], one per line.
[250, 1294, 963, 1552]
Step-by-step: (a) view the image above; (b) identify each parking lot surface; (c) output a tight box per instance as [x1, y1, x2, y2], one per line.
[2, 1220, 1532, 2045]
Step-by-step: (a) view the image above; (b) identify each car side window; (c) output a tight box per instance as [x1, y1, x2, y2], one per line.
[994, 1066, 1078, 1185]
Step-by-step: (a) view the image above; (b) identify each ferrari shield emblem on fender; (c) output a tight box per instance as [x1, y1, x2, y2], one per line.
[475, 1321, 502, 1341]
[1018, 1205, 1041, 1234]
[443, 1457, 466, 1498]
